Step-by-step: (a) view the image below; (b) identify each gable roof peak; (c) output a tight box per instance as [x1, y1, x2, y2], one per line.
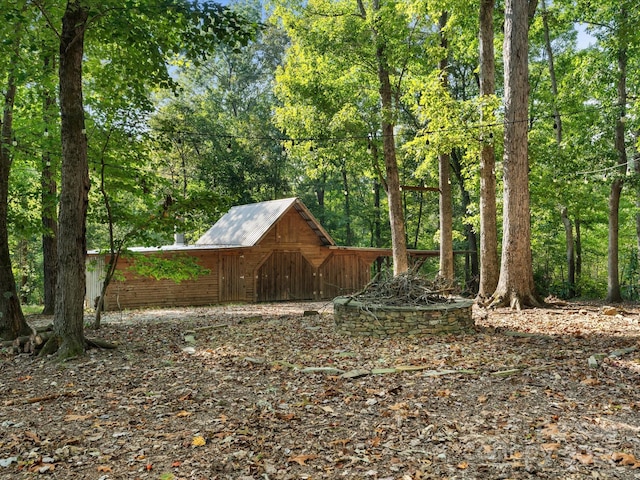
[195, 197, 335, 247]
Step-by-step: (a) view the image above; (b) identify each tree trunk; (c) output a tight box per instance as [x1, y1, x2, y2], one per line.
[452, 150, 479, 293]
[608, 179, 623, 302]
[42, 0, 90, 358]
[560, 206, 575, 296]
[41, 54, 58, 315]
[438, 11, 454, 282]
[490, 0, 541, 309]
[635, 135, 640, 261]
[372, 25, 407, 275]
[606, 32, 627, 303]
[575, 217, 582, 278]
[0, 62, 32, 341]
[477, 0, 499, 299]
[542, 0, 575, 297]
[341, 163, 352, 245]
[541, 0, 562, 144]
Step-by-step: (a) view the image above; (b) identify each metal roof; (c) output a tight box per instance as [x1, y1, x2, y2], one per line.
[195, 197, 335, 247]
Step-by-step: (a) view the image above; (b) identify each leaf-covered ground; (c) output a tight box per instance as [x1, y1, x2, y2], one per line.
[1, 301, 640, 479]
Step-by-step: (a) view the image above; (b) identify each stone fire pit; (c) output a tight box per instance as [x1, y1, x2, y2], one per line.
[333, 296, 474, 337]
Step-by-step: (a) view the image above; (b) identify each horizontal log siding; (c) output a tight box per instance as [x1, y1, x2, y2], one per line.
[101, 250, 222, 310]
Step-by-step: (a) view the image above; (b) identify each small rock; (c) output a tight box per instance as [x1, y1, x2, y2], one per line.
[588, 353, 606, 368]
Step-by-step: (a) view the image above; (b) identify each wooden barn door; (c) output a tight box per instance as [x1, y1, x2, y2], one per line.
[257, 251, 314, 302]
[220, 253, 245, 302]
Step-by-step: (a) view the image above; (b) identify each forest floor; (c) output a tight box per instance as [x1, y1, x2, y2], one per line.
[1, 300, 640, 480]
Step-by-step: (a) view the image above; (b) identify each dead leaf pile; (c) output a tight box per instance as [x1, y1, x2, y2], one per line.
[1, 301, 639, 479]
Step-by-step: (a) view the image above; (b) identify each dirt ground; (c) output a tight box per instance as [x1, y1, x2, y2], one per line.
[1, 300, 640, 479]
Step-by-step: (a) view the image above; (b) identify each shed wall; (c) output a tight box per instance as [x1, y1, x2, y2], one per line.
[87, 208, 380, 310]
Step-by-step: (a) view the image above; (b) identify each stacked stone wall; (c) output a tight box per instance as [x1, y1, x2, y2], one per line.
[333, 297, 474, 337]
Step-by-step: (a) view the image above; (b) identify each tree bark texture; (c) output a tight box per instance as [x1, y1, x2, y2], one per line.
[41, 54, 58, 315]
[438, 12, 454, 282]
[372, 29, 407, 274]
[46, 0, 90, 358]
[490, 0, 540, 309]
[0, 68, 32, 341]
[606, 36, 627, 303]
[477, 0, 499, 299]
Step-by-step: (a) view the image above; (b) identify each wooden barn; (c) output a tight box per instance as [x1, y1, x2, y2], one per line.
[85, 197, 388, 310]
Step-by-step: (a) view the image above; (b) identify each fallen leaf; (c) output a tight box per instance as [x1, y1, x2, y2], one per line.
[541, 442, 561, 452]
[192, 436, 206, 447]
[457, 461, 469, 469]
[581, 377, 600, 386]
[436, 389, 451, 397]
[612, 452, 639, 466]
[506, 451, 523, 461]
[24, 431, 41, 444]
[573, 452, 594, 465]
[329, 438, 351, 447]
[288, 454, 318, 466]
[541, 423, 560, 437]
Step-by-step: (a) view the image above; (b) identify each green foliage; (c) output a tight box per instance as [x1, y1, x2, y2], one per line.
[129, 253, 210, 283]
[621, 248, 640, 301]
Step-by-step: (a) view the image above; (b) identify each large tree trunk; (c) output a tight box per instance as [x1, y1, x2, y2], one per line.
[438, 11, 454, 282]
[0, 62, 32, 341]
[41, 54, 58, 316]
[477, 0, 499, 299]
[606, 34, 627, 303]
[42, 0, 90, 358]
[490, 0, 541, 309]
